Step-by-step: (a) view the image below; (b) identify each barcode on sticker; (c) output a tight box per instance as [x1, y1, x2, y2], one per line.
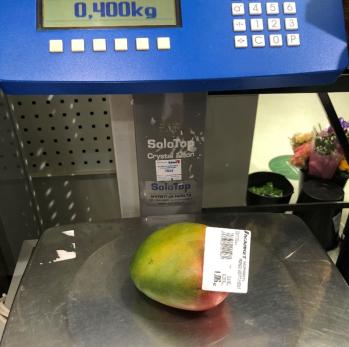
[202, 227, 251, 293]
[220, 231, 234, 259]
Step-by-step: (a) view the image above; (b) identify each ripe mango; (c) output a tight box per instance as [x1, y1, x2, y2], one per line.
[130, 223, 229, 311]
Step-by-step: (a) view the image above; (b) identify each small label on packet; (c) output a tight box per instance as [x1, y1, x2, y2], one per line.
[202, 227, 251, 293]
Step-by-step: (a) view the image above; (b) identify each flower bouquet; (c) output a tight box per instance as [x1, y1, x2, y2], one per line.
[290, 118, 349, 183]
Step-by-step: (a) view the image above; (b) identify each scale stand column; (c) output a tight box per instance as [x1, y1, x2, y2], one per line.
[110, 94, 206, 217]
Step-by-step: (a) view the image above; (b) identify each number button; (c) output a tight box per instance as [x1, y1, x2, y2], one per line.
[285, 18, 298, 30]
[287, 34, 300, 46]
[266, 2, 279, 15]
[252, 35, 266, 48]
[267, 18, 281, 31]
[283, 2, 297, 14]
[232, 3, 245, 15]
[234, 35, 248, 48]
[250, 19, 264, 32]
[269, 34, 283, 47]
[233, 19, 247, 32]
[249, 3, 262, 15]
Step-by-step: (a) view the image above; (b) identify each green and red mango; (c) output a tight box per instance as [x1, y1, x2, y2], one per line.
[130, 223, 229, 311]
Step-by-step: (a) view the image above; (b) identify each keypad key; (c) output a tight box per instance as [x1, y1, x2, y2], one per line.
[250, 18, 264, 31]
[252, 35, 266, 47]
[234, 35, 248, 48]
[233, 19, 247, 32]
[232, 3, 245, 15]
[285, 18, 299, 30]
[268, 18, 281, 31]
[283, 2, 297, 14]
[287, 33, 300, 46]
[266, 2, 280, 15]
[269, 34, 283, 47]
[249, 3, 262, 15]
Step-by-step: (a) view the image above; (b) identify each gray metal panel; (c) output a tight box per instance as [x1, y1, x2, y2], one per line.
[7, 95, 115, 177]
[32, 175, 120, 229]
[0, 92, 40, 272]
[2, 214, 349, 347]
[203, 95, 258, 208]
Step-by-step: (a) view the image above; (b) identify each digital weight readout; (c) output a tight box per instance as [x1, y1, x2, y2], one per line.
[41, 0, 180, 28]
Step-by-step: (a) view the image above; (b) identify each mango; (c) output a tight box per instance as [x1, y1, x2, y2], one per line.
[130, 223, 229, 311]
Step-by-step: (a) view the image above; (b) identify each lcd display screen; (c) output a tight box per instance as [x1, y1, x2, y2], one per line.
[40, 0, 181, 28]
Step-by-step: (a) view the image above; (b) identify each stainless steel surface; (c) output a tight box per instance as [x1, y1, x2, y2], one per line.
[1, 213, 349, 347]
[5, 240, 38, 310]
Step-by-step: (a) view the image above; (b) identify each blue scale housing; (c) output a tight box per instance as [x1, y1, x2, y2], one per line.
[0, 0, 348, 94]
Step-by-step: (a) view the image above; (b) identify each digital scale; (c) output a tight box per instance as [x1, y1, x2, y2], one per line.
[1, 1, 349, 346]
[0, 0, 348, 94]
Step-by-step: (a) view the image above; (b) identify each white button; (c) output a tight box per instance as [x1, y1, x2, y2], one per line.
[269, 34, 283, 47]
[93, 39, 107, 52]
[252, 35, 266, 47]
[232, 3, 245, 15]
[266, 2, 279, 15]
[249, 3, 262, 15]
[114, 38, 128, 51]
[285, 18, 298, 30]
[157, 37, 171, 50]
[136, 38, 150, 51]
[233, 19, 246, 32]
[268, 18, 281, 31]
[49, 40, 63, 53]
[234, 35, 248, 48]
[250, 18, 264, 31]
[283, 2, 297, 14]
[287, 33, 300, 46]
[71, 39, 85, 52]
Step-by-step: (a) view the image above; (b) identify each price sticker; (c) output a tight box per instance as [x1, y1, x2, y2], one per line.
[202, 227, 251, 293]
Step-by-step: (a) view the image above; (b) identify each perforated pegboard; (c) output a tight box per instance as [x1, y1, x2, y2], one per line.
[8, 95, 115, 177]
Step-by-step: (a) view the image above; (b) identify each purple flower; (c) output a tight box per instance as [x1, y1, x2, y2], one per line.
[327, 117, 349, 133]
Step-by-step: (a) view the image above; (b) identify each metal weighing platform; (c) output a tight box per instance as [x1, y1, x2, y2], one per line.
[1, 213, 349, 347]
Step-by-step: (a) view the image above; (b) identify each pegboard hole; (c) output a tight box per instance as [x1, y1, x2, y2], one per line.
[32, 101, 36, 105]
[93, 137, 98, 141]
[35, 114, 39, 119]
